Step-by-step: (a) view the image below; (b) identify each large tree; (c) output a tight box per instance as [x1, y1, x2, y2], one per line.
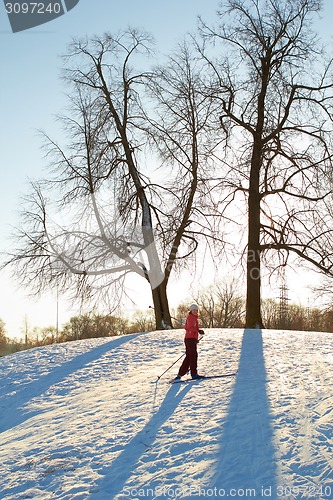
[5, 31, 222, 329]
[200, 0, 333, 327]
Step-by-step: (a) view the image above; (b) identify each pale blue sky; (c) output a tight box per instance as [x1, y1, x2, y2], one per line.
[0, 0, 219, 237]
[1, 0, 333, 337]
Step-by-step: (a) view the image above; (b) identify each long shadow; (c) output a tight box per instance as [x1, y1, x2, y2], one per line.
[0, 332, 147, 433]
[209, 329, 277, 497]
[89, 383, 193, 498]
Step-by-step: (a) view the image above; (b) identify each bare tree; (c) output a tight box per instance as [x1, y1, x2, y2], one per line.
[129, 309, 155, 333]
[261, 298, 280, 329]
[199, 0, 333, 327]
[4, 31, 223, 330]
[59, 313, 129, 340]
[194, 280, 244, 327]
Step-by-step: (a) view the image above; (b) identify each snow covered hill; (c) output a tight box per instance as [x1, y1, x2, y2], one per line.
[0, 328, 332, 499]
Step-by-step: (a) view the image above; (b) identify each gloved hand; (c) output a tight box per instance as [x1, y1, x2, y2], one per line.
[199, 329, 205, 335]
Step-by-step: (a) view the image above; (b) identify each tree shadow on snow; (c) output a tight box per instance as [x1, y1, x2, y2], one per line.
[0, 332, 147, 433]
[209, 329, 278, 497]
[89, 383, 193, 498]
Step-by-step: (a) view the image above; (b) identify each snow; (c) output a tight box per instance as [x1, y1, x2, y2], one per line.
[0, 328, 332, 499]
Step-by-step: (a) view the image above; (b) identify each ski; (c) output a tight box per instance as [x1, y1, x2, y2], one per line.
[169, 372, 237, 384]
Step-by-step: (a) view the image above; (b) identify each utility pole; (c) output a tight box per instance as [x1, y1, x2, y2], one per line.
[277, 272, 290, 329]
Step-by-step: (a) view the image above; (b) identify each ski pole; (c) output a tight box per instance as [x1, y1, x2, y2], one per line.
[156, 332, 205, 380]
[148, 305, 185, 326]
[157, 352, 185, 380]
[149, 305, 208, 329]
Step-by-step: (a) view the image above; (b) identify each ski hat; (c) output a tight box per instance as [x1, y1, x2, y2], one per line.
[189, 303, 199, 311]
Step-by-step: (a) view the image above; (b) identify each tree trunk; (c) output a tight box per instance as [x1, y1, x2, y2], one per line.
[246, 183, 263, 328]
[246, 139, 264, 328]
[151, 279, 172, 329]
[245, 50, 271, 329]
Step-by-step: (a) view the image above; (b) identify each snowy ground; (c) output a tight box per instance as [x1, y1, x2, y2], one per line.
[0, 328, 332, 500]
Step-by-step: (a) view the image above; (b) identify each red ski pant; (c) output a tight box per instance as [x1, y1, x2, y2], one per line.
[178, 338, 198, 377]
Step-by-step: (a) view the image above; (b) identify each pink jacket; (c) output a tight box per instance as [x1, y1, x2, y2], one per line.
[184, 312, 199, 340]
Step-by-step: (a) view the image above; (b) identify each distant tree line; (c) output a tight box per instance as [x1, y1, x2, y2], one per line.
[0, 310, 155, 357]
[1, 282, 333, 357]
[175, 281, 333, 333]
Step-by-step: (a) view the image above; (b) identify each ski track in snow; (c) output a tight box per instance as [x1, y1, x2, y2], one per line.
[0, 329, 332, 500]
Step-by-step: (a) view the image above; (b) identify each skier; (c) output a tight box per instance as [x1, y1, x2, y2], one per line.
[175, 303, 204, 380]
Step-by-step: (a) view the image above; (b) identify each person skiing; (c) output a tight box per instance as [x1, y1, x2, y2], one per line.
[175, 303, 204, 380]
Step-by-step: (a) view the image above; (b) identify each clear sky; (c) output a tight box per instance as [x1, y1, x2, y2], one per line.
[1, 0, 333, 338]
